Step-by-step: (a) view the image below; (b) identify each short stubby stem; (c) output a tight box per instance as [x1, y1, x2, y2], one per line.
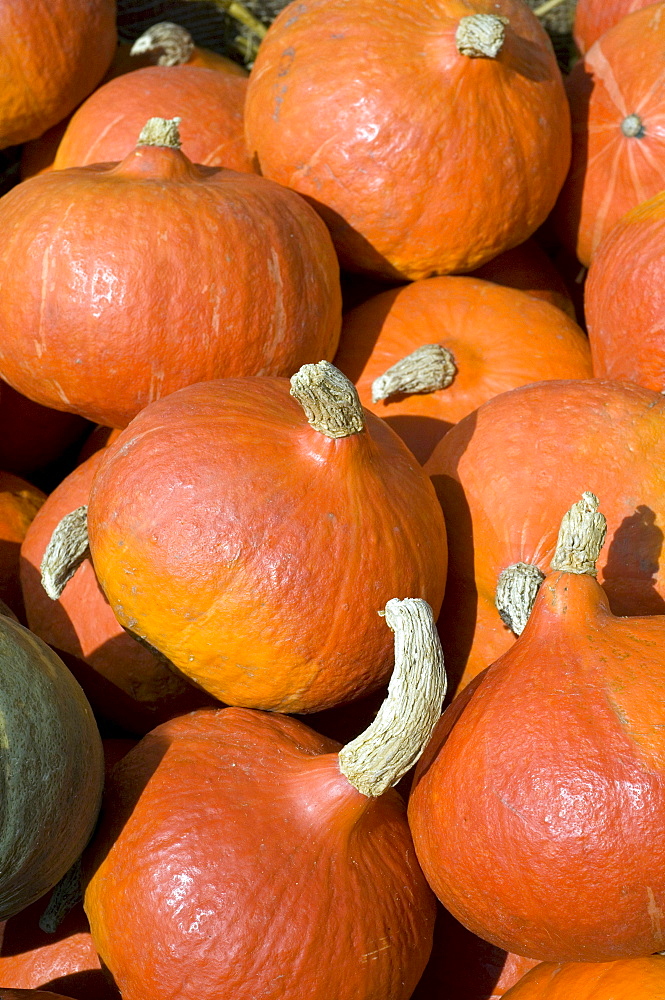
[338, 598, 446, 797]
[41, 505, 90, 600]
[290, 361, 366, 439]
[137, 116, 182, 149]
[551, 492, 607, 576]
[495, 562, 545, 635]
[372, 344, 456, 403]
[456, 14, 509, 59]
[130, 22, 195, 66]
[621, 114, 645, 139]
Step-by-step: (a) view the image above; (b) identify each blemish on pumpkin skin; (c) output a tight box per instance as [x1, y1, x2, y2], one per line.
[647, 887, 665, 943]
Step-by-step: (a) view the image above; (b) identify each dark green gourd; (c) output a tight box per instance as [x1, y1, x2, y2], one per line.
[0, 614, 103, 919]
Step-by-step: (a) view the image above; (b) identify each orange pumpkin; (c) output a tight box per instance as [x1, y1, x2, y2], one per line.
[586, 190, 665, 391]
[425, 379, 665, 692]
[20, 23, 247, 182]
[0, 120, 341, 428]
[0, 0, 116, 148]
[84, 365, 447, 711]
[410, 494, 665, 961]
[0, 472, 45, 619]
[334, 276, 591, 463]
[555, 3, 665, 266]
[21, 452, 215, 734]
[53, 66, 253, 173]
[83, 600, 444, 1000]
[245, 0, 571, 279]
[502, 956, 665, 998]
[573, 0, 658, 53]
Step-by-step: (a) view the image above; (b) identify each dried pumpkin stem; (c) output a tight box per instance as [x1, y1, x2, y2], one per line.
[495, 562, 546, 635]
[39, 859, 82, 934]
[622, 114, 645, 138]
[550, 492, 607, 576]
[372, 344, 456, 403]
[338, 598, 446, 798]
[137, 116, 182, 149]
[290, 361, 365, 439]
[130, 23, 195, 66]
[456, 14, 509, 58]
[41, 505, 89, 600]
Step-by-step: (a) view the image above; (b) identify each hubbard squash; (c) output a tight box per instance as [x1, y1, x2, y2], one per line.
[502, 956, 665, 998]
[83, 599, 445, 1000]
[21, 452, 215, 735]
[0, 617, 103, 920]
[425, 379, 665, 692]
[410, 495, 665, 961]
[53, 66, 253, 173]
[573, 0, 658, 54]
[0, 118, 341, 428]
[334, 276, 591, 463]
[555, 3, 665, 266]
[245, 0, 571, 279]
[60, 364, 447, 712]
[0, 0, 116, 148]
[0, 740, 130, 1000]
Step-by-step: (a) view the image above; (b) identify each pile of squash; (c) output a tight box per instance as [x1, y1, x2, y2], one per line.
[1, 0, 665, 997]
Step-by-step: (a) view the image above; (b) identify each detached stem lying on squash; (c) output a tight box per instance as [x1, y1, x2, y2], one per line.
[338, 598, 446, 797]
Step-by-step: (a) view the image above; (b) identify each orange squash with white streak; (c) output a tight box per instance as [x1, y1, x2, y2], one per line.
[555, 2, 665, 266]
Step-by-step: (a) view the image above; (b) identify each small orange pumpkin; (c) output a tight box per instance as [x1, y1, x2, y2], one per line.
[0, 119, 341, 428]
[502, 956, 665, 998]
[245, 0, 571, 279]
[334, 276, 591, 463]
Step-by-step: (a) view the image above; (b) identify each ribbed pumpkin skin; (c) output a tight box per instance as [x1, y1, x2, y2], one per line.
[0, 0, 116, 148]
[84, 708, 435, 1000]
[334, 277, 591, 463]
[425, 380, 665, 692]
[0, 618, 103, 920]
[410, 572, 665, 961]
[574, 0, 658, 53]
[0, 472, 45, 619]
[245, 0, 570, 280]
[54, 66, 253, 173]
[0, 146, 341, 428]
[20, 453, 215, 735]
[586, 192, 665, 392]
[468, 239, 576, 319]
[87, 377, 447, 712]
[502, 957, 665, 998]
[555, 4, 665, 267]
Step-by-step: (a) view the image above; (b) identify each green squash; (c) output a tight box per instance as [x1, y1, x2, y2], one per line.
[0, 614, 103, 918]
